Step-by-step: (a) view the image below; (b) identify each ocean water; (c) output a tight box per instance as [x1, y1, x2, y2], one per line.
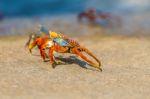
[0, 0, 149, 17]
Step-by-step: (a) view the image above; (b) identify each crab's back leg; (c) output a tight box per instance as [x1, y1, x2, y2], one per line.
[71, 47, 101, 71]
[79, 47, 101, 66]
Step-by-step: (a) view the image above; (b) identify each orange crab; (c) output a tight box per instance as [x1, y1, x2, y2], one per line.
[78, 8, 122, 27]
[26, 33, 102, 71]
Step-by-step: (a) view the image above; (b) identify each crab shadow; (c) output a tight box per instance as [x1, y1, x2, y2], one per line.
[56, 56, 101, 71]
[31, 54, 99, 71]
[31, 54, 41, 56]
[55, 56, 88, 69]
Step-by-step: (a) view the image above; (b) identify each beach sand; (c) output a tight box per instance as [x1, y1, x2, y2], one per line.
[0, 34, 150, 99]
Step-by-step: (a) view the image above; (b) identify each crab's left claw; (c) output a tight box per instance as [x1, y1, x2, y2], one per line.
[28, 46, 32, 54]
[28, 43, 36, 54]
[29, 49, 32, 54]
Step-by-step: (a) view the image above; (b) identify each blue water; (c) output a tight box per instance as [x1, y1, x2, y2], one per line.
[0, 0, 149, 17]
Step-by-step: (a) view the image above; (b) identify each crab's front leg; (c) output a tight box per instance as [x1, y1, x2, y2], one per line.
[39, 47, 47, 62]
[49, 45, 65, 68]
[49, 45, 57, 68]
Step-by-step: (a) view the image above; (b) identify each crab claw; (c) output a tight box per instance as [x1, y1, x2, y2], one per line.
[92, 63, 102, 72]
[98, 62, 102, 72]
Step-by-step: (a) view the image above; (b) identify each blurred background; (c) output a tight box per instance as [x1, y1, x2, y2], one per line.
[0, 0, 149, 36]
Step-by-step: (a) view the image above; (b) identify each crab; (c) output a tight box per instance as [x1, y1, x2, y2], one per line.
[78, 8, 96, 25]
[25, 33, 102, 71]
[78, 8, 122, 27]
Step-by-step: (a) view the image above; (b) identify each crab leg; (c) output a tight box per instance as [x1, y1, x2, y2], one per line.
[79, 47, 101, 66]
[49, 45, 62, 68]
[39, 47, 47, 61]
[72, 47, 102, 71]
[49, 46, 55, 64]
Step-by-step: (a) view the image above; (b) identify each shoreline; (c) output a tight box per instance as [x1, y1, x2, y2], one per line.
[0, 13, 150, 37]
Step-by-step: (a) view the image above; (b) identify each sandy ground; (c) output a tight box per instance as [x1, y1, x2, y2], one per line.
[0, 35, 150, 99]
